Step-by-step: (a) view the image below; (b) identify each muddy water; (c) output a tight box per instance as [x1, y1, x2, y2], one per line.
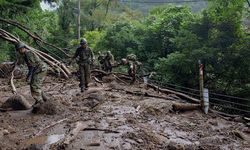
[25, 134, 65, 149]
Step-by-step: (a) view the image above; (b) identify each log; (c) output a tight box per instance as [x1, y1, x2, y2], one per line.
[147, 84, 200, 103]
[124, 90, 176, 101]
[33, 51, 69, 78]
[82, 128, 119, 133]
[35, 118, 68, 136]
[10, 63, 17, 94]
[244, 117, 250, 122]
[172, 103, 201, 112]
[232, 130, 248, 141]
[0, 29, 71, 78]
[63, 121, 88, 146]
[112, 74, 128, 84]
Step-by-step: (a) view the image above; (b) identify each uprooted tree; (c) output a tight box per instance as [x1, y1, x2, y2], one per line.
[0, 18, 72, 93]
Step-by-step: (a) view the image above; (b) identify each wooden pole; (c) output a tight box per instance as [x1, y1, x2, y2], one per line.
[199, 60, 205, 111]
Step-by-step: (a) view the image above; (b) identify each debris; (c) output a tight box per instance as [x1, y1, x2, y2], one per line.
[147, 84, 200, 103]
[167, 141, 185, 150]
[1, 95, 31, 110]
[172, 103, 201, 112]
[82, 128, 119, 134]
[86, 143, 101, 146]
[62, 121, 88, 147]
[32, 100, 59, 115]
[35, 118, 68, 136]
[232, 130, 248, 141]
[3, 129, 10, 135]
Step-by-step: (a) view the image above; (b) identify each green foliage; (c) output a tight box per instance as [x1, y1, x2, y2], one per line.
[96, 21, 141, 60]
[0, 0, 249, 99]
[84, 30, 103, 51]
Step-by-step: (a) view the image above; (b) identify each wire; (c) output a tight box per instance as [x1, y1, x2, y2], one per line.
[150, 79, 200, 92]
[210, 92, 250, 102]
[210, 102, 250, 114]
[160, 84, 201, 97]
[210, 97, 250, 108]
[150, 79, 200, 93]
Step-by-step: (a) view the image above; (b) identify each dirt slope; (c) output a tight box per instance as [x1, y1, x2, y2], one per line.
[0, 77, 249, 150]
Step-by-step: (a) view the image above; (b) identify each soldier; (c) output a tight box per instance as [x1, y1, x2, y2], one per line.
[97, 51, 105, 70]
[15, 42, 48, 108]
[70, 38, 94, 92]
[121, 54, 141, 84]
[103, 51, 114, 72]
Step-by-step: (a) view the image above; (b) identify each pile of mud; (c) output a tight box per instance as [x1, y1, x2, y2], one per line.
[0, 95, 31, 111]
[32, 99, 61, 115]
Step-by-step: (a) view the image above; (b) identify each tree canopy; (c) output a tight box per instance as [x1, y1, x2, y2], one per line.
[0, 0, 249, 99]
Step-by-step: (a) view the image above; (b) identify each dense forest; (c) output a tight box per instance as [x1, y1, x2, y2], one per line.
[0, 0, 250, 99]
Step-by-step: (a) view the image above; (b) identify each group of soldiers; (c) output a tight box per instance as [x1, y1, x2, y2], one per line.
[97, 51, 114, 73]
[14, 38, 140, 110]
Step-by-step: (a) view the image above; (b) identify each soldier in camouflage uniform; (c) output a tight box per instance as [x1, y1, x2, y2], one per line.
[121, 54, 141, 84]
[15, 43, 48, 108]
[103, 51, 114, 72]
[97, 51, 105, 70]
[71, 38, 94, 92]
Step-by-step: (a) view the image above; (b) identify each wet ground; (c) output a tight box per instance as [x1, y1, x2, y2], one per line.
[0, 77, 249, 150]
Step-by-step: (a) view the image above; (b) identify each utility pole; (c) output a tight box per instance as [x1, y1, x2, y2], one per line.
[77, 0, 81, 40]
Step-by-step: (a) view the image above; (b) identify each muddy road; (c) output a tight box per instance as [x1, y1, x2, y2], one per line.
[0, 77, 249, 150]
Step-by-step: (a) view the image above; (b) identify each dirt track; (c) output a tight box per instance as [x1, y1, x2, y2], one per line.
[0, 76, 250, 150]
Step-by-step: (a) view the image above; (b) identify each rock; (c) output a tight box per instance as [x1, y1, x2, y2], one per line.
[3, 129, 9, 135]
[25, 144, 43, 150]
[167, 141, 185, 150]
[136, 139, 143, 143]
[122, 142, 132, 150]
[6, 126, 15, 134]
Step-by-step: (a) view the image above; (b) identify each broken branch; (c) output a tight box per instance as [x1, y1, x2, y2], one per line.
[0, 17, 71, 57]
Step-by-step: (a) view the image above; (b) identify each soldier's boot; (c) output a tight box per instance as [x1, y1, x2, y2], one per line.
[33, 99, 44, 107]
[80, 87, 84, 93]
[42, 92, 48, 102]
[32, 100, 44, 113]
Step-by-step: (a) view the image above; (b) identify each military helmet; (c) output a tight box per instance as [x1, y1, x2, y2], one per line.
[15, 42, 26, 50]
[80, 38, 87, 45]
[126, 54, 137, 61]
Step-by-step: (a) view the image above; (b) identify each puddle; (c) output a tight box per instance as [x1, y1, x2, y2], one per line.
[25, 134, 64, 149]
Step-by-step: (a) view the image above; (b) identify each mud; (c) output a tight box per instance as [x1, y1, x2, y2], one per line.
[1, 95, 31, 110]
[0, 77, 249, 150]
[32, 100, 60, 115]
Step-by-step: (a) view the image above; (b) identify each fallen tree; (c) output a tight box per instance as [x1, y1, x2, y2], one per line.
[0, 17, 71, 58]
[0, 28, 71, 96]
[0, 29, 71, 78]
[172, 103, 201, 112]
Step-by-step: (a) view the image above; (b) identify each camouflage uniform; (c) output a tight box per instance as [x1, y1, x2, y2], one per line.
[73, 46, 94, 90]
[126, 54, 141, 84]
[97, 52, 105, 70]
[21, 50, 47, 103]
[104, 51, 114, 72]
